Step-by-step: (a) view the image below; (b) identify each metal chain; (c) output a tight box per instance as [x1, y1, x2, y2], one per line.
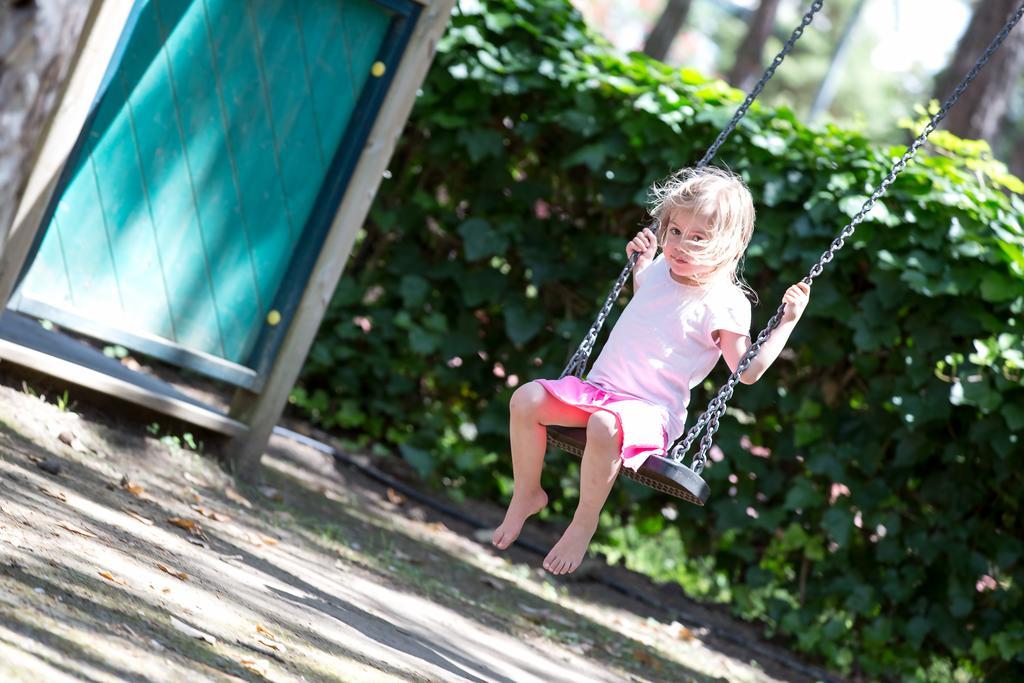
[560, 0, 826, 380]
[674, 0, 1024, 475]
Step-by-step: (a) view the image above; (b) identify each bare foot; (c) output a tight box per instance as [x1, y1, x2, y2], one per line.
[492, 488, 548, 550]
[543, 518, 598, 575]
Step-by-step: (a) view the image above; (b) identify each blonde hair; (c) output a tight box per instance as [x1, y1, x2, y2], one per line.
[648, 166, 757, 300]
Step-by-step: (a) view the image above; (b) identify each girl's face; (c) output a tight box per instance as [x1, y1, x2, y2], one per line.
[661, 207, 717, 284]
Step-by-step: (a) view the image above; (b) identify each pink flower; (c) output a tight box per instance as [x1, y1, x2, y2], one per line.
[829, 483, 851, 504]
[534, 199, 551, 219]
[353, 316, 372, 333]
[709, 445, 724, 462]
[493, 363, 506, 378]
[740, 435, 772, 458]
[446, 356, 463, 368]
[506, 374, 519, 387]
[745, 506, 759, 519]
[976, 575, 998, 592]
[854, 511, 863, 529]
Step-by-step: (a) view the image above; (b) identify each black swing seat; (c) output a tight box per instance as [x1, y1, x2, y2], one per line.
[547, 426, 710, 506]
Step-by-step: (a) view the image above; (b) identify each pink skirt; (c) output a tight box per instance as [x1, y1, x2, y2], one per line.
[536, 376, 669, 472]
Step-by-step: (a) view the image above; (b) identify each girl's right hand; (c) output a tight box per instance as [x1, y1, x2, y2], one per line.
[626, 228, 658, 271]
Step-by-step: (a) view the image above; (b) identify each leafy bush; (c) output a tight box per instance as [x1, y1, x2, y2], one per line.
[292, 0, 1024, 678]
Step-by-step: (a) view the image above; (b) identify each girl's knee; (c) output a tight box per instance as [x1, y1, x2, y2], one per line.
[510, 381, 547, 417]
[586, 411, 619, 444]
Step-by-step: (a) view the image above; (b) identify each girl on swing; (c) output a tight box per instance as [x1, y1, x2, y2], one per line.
[492, 166, 812, 575]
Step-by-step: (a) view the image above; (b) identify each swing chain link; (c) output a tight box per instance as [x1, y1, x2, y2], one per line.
[674, 0, 1024, 474]
[560, 0, 826, 381]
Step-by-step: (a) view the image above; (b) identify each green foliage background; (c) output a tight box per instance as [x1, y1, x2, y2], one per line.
[291, 1, 1024, 678]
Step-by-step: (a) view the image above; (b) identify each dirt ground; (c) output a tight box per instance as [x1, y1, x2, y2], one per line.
[0, 373, 839, 683]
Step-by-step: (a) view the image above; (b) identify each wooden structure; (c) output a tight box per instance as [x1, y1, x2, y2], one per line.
[0, 0, 455, 473]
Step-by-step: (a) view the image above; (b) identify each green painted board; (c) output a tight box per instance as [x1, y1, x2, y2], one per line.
[14, 0, 395, 370]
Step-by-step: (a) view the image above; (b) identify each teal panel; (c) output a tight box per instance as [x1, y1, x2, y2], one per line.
[21, 214, 73, 309]
[158, 0, 263, 361]
[14, 0, 399, 373]
[248, 0, 324, 257]
[204, 0, 294, 321]
[310, 1, 390, 167]
[301, 3, 358, 168]
[130, 0, 225, 356]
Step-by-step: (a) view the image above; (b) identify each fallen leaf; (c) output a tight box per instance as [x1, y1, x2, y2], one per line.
[243, 533, 279, 547]
[98, 570, 126, 585]
[632, 647, 661, 671]
[119, 474, 145, 497]
[57, 521, 97, 538]
[38, 487, 67, 502]
[667, 620, 696, 641]
[190, 505, 230, 522]
[239, 658, 269, 676]
[386, 488, 406, 505]
[426, 522, 448, 533]
[224, 486, 253, 509]
[167, 517, 206, 538]
[58, 431, 89, 453]
[255, 624, 277, 640]
[256, 637, 285, 653]
[156, 563, 188, 581]
[121, 507, 154, 526]
[170, 616, 215, 644]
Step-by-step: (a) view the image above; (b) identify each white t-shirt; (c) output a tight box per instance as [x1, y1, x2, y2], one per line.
[586, 254, 752, 441]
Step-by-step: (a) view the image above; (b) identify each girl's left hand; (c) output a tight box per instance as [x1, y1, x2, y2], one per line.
[782, 281, 811, 322]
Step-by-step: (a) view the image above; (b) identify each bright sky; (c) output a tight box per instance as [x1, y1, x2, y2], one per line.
[865, 0, 970, 72]
[573, 0, 971, 76]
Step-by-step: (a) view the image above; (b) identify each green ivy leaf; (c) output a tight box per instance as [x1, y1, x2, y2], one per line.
[822, 507, 852, 547]
[399, 275, 430, 307]
[458, 218, 508, 260]
[399, 444, 435, 478]
[504, 302, 544, 345]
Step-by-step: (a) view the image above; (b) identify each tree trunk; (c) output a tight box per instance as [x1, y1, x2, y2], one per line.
[0, 0, 90, 238]
[643, 0, 693, 62]
[932, 0, 1024, 142]
[808, 0, 868, 122]
[727, 0, 782, 91]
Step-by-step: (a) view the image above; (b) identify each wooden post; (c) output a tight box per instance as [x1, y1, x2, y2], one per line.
[227, 0, 456, 478]
[0, 0, 134, 308]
